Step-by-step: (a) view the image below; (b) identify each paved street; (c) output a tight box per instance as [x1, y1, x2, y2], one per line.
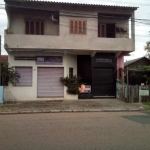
[0, 112, 150, 150]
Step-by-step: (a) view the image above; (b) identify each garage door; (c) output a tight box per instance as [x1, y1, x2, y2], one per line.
[37, 68, 64, 97]
[92, 68, 115, 97]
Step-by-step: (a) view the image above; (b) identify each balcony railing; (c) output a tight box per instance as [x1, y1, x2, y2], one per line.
[5, 33, 133, 51]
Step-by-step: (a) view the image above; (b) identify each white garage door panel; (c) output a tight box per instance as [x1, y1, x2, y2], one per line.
[37, 68, 64, 97]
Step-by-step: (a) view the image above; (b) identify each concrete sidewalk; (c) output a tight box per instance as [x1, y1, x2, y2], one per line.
[0, 99, 145, 114]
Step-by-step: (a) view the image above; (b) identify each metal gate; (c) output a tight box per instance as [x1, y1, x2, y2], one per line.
[92, 68, 115, 97]
[37, 67, 64, 97]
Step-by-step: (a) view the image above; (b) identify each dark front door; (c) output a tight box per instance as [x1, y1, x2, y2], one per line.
[92, 68, 115, 97]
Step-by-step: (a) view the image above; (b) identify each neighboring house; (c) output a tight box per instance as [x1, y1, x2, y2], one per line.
[124, 57, 150, 69]
[1, 55, 8, 62]
[4, 0, 137, 100]
[124, 57, 150, 85]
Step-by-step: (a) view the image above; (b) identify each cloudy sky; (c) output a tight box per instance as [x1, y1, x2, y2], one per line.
[0, 0, 150, 61]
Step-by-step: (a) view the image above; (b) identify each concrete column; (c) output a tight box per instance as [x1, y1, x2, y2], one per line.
[131, 12, 135, 51]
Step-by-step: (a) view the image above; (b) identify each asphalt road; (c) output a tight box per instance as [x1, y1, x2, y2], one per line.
[0, 112, 150, 150]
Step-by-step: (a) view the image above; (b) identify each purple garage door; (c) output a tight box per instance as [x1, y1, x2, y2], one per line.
[37, 67, 64, 97]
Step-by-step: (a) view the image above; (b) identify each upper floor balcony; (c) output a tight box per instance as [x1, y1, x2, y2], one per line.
[4, 6, 135, 53]
[5, 32, 133, 52]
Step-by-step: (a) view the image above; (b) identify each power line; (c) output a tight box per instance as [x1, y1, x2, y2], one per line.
[59, 23, 150, 37]
[1, 3, 150, 15]
[59, 20, 150, 32]
[0, 3, 150, 35]
[4, 3, 150, 22]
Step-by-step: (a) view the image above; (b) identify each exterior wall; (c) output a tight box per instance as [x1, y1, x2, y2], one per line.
[9, 12, 59, 35]
[4, 52, 77, 101]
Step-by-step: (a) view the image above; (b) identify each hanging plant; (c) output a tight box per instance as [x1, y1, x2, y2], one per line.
[60, 76, 82, 94]
[116, 27, 127, 33]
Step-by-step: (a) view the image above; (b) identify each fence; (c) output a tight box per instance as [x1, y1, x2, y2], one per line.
[117, 84, 150, 103]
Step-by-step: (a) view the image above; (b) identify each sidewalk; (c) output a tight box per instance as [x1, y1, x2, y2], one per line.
[0, 99, 145, 114]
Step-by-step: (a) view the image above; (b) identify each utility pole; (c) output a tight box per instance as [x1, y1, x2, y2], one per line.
[0, 35, 1, 85]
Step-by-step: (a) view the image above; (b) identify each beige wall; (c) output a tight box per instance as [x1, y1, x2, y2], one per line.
[4, 52, 77, 101]
[8, 12, 59, 35]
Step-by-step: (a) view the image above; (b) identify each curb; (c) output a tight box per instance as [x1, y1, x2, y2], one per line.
[0, 108, 141, 115]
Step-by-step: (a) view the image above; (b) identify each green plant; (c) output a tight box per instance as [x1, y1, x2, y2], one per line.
[1, 62, 20, 86]
[116, 78, 124, 84]
[60, 76, 82, 94]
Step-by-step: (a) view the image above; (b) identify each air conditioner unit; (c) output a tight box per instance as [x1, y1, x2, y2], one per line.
[51, 14, 58, 22]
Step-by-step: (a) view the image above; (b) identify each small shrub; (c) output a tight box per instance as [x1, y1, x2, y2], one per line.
[60, 76, 82, 94]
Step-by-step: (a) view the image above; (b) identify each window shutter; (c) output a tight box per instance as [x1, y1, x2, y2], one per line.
[70, 20, 86, 34]
[79, 21, 82, 34]
[75, 20, 78, 34]
[15, 67, 32, 86]
[70, 20, 74, 34]
[83, 21, 86, 34]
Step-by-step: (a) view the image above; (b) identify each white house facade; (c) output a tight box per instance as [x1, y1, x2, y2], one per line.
[4, 0, 137, 101]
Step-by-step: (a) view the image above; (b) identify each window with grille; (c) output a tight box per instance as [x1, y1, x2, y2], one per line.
[70, 20, 86, 34]
[69, 68, 73, 78]
[25, 20, 44, 35]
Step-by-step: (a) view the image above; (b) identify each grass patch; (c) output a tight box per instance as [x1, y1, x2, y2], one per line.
[143, 101, 150, 110]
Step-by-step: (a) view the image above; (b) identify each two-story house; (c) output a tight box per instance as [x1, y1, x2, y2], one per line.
[4, 0, 137, 101]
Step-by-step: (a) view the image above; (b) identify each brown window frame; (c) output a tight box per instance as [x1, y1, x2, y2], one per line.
[25, 19, 45, 35]
[70, 20, 86, 34]
[98, 24, 106, 37]
[98, 23, 116, 38]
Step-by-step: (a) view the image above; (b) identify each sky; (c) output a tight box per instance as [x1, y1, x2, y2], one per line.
[0, 0, 150, 61]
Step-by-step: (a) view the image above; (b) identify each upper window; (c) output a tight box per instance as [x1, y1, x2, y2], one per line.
[70, 20, 86, 34]
[98, 23, 116, 38]
[15, 67, 32, 86]
[25, 20, 44, 35]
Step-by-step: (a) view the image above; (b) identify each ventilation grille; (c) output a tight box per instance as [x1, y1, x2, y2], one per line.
[14, 56, 35, 60]
[96, 58, 112, 63]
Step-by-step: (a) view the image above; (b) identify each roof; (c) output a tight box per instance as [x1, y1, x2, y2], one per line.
[5, 0, 138, 10]
[124, 57, 150, 67]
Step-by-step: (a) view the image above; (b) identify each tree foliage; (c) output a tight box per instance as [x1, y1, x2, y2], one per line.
[1, 62, 20, 86]
[60, 76, 82, 94]
[138, 65, 150, 71]
[145, 41, 150, 58]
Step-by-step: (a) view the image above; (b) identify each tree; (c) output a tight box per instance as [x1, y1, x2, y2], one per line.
[145, 40, 150, 58]
[1, 62, 20, 86]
